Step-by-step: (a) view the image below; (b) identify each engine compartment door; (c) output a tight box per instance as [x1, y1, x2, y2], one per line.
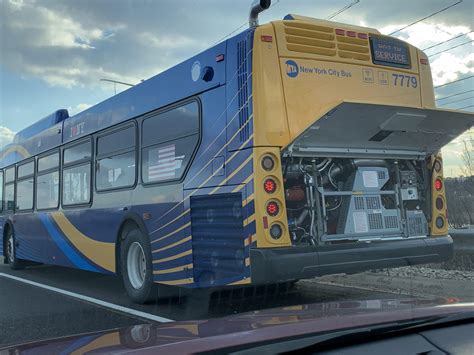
[287, 101, 474, 158]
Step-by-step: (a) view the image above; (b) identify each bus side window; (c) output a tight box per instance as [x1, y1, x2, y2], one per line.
[141, 101, 200, 184]
[62, 139, 92, 206]
[96, 124, 136, 191]
[16, 160, 35, 211]
[37, 151, 60, 210]
[0, 170, 3, 213]
[4, 166, 15, 212]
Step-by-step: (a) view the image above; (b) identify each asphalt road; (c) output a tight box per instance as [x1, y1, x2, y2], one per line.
[0, 262, 411, 348]
[2, 233, 473, 349]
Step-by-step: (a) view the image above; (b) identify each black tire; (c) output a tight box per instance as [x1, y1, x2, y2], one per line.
[120, 227, 156, 304]
[5, 228, 26, 270]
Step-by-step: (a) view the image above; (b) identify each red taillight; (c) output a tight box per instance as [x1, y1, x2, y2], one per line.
[347, 31, 356, 37]
[358, 33, 368, 39]
[264, 178, 277, 194]
[261, 35, 273, 42]
[435, 178, 443, 191]
[266, 201, 280, 216]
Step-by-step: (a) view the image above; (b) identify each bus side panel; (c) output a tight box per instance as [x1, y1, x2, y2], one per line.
[10, 214, 50, 264]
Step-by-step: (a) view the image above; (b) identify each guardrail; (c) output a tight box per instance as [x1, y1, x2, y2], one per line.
[450, 229, 474, 252]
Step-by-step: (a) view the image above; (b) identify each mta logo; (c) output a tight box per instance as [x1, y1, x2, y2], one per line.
[285, 60, 299, 78]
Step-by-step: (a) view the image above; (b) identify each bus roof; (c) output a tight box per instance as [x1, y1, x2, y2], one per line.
[0, 29, 236, 168]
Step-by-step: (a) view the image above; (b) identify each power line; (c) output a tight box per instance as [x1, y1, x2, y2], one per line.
[389, 0, 463, 35]
[428, 39, 473, 57]
[438, 96, 474, 106]
[434, 75, 473, 89]
[457, 104, 474, 110]
[422, 31, 473, 51]
[326, 0, 360, 20]
[436, 89, 474, 101]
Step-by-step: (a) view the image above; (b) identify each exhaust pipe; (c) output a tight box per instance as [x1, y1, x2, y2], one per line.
[249, 0, 271, 27]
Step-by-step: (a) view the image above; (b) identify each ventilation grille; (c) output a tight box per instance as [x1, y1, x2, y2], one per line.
[368, 213, 384, 230]
[408, 215, 425, 236]
[237, 39, 250, 142]
[191, 193, 246, 284]
[354, 196, 365, 210]
[366, 196, 381, 210]
[384, 215, 399, 229]
[284, 22, 370, 61]
[378, 171, 386, 180]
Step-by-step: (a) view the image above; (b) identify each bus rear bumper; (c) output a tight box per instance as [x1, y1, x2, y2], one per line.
[250, 236, 453, 284]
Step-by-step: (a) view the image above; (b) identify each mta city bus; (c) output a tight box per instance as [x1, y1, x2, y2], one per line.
[1, 2, 473, 303]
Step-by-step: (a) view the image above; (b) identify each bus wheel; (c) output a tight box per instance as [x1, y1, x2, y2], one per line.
[120, 227, 155, 304]
[5, 229, 25, 270]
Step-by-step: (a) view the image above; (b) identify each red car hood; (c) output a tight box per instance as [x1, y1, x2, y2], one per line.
[3, 297, 473, 354]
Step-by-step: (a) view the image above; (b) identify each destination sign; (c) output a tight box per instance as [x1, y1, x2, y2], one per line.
[370, 37, 410, 68]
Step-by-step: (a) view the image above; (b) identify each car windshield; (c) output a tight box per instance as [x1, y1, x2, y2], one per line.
[1, 0, 473, 352]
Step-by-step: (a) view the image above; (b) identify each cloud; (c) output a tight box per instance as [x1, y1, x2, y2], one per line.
[0, 0, 209, 88]
[0, 126, 16, 148]
[378, 22, 474, 87]
[68, 103, 93, 116]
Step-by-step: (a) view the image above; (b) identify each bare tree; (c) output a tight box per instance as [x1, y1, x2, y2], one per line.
[460, 133, 473, 178]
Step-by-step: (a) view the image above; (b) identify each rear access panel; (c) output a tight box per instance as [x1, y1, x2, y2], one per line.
[286, 101, 474, 158]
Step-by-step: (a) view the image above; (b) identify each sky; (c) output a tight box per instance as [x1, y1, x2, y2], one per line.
[0, 0, 473, 176]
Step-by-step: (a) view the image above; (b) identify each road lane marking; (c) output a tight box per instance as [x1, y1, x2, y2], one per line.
[0, 272, 175, 323]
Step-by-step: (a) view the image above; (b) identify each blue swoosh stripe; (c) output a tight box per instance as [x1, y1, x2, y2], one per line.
[39, 214, 99, 272]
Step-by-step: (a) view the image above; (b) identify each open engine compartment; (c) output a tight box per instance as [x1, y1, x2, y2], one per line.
[282, 156, 431, 246]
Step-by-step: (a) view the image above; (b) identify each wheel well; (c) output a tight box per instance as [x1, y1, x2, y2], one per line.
[115, 219, 140, 276]
[3, 223, 12, 258]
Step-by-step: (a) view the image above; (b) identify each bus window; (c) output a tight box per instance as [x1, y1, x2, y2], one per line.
[4, 184, 14, 211]
[37, 151, 59, 210]
[38, 151, 59, 172]
[16, 179, 34, 211]
[64, 140, 91, 165]
[96, 125, 136, 191]
[0, 170, 3, 213]
[63, 164, 91, 205]
[17, 160, 35, 211]
[4, 167, 15, 211]
[18, 160, 34, 179]
[63, 139, 91, 206]
[141, 101, 199, 184]
[5, 166, 15, 184]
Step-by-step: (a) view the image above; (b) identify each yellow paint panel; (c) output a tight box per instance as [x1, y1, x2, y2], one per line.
[252, 24, 291, 147]
[228, 278, 251, 286]
[430, 154, 448, 236]
[279, 58, 422, 144]
[71, 332, 121, 355]
[157, 278, 194, 285]
[152, 222, 191, 243]
[52, 212, 115, 272]
[252, 147, 291, 248]
[154, 263, 193, 275]
[152, 236, 191, 253]
[152, 249, 192, 264]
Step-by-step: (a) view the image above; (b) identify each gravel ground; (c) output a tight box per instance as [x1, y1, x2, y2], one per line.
[381, 265, 474, 281]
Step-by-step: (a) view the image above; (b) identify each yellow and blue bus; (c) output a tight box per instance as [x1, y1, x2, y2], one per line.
[1, 1, 473, 303]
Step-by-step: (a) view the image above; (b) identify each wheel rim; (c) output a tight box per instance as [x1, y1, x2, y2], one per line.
[127, 242, 146, 289]
[7, 235, 15, 264]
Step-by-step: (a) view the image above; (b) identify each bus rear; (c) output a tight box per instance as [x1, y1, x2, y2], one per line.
[248, 15, 473, 283]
